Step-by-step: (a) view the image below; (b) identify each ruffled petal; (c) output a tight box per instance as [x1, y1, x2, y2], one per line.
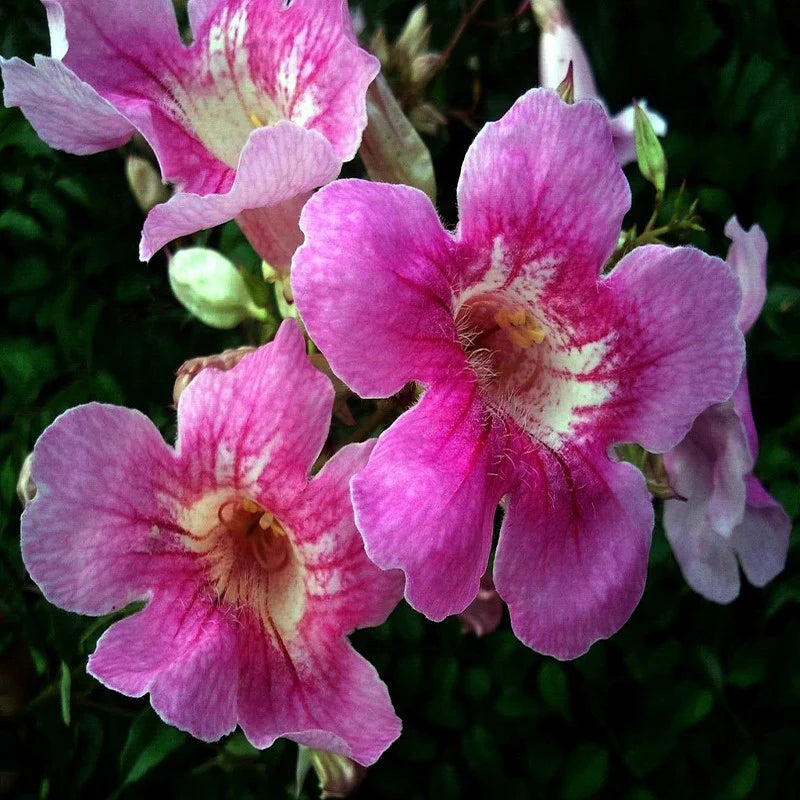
[455, 89, 630, 292]
[89, 578, 240, 742]
[232, 0, 378, 161]
[1, 55, 134, 154]
[237, 615, 400, 765]
[598, 244, 745, 453]
[175, 319, 333, 512]
[494, 441, 652, 659]
[290, 441, 404, 635]
[140, 122, 339, 259]
[292, 180, 462, 398]
[724, 216, 768, 333]
[351, 380, 507, 620]
[732, 475, 791, 588]
[20, 404, 185, 616]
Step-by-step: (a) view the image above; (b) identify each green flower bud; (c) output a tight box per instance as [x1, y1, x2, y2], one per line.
[168, 247, 268, 329]
[360, 74, 437, 201]
[634, 101, 667, 196]
[125, 154, 168, 213]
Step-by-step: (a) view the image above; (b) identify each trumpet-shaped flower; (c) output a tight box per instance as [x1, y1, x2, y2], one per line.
[532, 0, 666, 165]
[663, 218, 791, 603]
[20, 320, 403, 764]
[292, 89, 745, 659]
[1, 0, 378, 272]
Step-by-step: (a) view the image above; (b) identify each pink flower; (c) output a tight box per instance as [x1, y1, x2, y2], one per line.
[1, 0, 378, 272]
[457, 571, 503, 637]
[20, 320, 403, 764]
[292, 89, 745, 659]
[663, 218, 791, 603]
[533, 0, 666, 165]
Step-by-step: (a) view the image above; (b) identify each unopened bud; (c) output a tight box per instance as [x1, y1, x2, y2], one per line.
[168, 248, 269, 329]
[633, 101, 667, 196]
[173, 347, 256, 406]
[408, 102, 447, 136]
[409, 52, 441, 91]
[360, 74, 437, 201]
[16, 453, 35, 507]
[125, 155, 168, 213]
[296, 746, 366, 799]
[395, 4, 431, 62]
[556, 61, 575, 104]
[369, 27, 391, 68]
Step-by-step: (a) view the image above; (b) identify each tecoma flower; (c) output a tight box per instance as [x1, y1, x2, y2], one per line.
[1, 0, 379, 273]
[20, 320, 403, 764]
[292, 89, 745, 659]
[663, 218, 791, 603]
[531, 0, 666, 165]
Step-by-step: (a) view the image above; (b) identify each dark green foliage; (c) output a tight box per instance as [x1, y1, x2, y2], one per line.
[1, 0, 799, 797]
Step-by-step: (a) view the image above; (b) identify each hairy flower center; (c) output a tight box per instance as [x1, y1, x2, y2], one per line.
[456, 294, 547, 389]
[180, 492, 305, 635]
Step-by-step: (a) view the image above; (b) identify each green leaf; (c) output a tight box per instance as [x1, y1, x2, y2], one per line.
[59, 661, 71, 727]
[562, 743, 610, 800]
[118, 709, 186, 789]
[538, 661, 571, 719]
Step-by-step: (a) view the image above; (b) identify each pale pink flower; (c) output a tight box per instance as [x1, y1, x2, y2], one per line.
[20, 320, 403, 764]
[1, 0, 378, 273]
[457, 571, 502, 637]
[292, 89, 745, 659]
[663, 218, 791, 603]
[533, 0, 666, 165]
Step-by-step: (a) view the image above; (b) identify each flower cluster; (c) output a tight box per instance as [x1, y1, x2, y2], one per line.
[4, 0, 790, 782]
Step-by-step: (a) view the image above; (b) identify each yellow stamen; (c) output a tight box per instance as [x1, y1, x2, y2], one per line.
[258, 511, 273, 530]
[249, 111, 265, 128]
[494, 305, 546, 348]
[242, 497, 260, 513]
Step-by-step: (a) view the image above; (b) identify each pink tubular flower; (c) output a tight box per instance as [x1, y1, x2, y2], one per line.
[457, 571, 503, 637]
[1, 0, 379, 272]
[662, 218, 791, 603]
[532, 0, 666, 165]
[292, 89, 745, 659]
[20, 320, 403, 764]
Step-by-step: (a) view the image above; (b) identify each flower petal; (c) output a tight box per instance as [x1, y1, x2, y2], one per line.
[724, 216, 768, 333]
[663, 497, 741, 604]
[494, 441, 652, 659]
[187, 0, 219, 36]
[235, 191, 310, 275]
[291, 441, 404, 635]
[455, 89, 630, 291]
[351, 380, 507, 620]
[140, 122, 340, 259]
[0, 55, 134, 154]
[292, 180, 462, 398]
[233, 0, 378, 161]
[175, 319, 333, 512]
[21, 404, 183, 616]
[732, 475, 791, 588]
[237, 615, 400, 765]
[599, 244, 745, 453]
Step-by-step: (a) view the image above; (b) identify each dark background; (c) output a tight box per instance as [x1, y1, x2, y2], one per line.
[1, 0, 799, 797]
